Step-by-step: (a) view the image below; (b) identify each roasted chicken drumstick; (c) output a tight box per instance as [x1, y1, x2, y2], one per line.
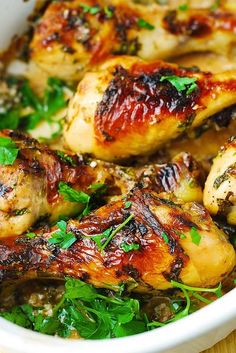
[30, 0, 236, 81]
[64, 56, 236, 161]
[204, 136, 236, 225]
[0, 188, 234, 291]
[0, 130, 203, 237]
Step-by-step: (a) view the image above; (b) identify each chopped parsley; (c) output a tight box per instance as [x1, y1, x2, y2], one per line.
[148, 281, 222, 328]
[48, 220, 76, 249]
[160, 75, 198, 95]
[190, 227, 201, 246]
[56, 151, 77, 167]
[211, 0, 221, 11]
[179, 4, 188, 11]
[124, 201, 132, 209]
[80, 3, 100, 14]
[0, 278, 223, 339]
[26, 232, 37, 239]
[120, 242, 140, 253]
[180, 233, 187, 240]
[58, 182, 107, 219]
[58, 182, 90, 204]
[161, 231, 169, 244]
[0, 77, 69, 141]
[90, 214, 134, 251]
[104, 5, 113, 18]
[0, 137, 19, 165]
[137, 18, 155, 30]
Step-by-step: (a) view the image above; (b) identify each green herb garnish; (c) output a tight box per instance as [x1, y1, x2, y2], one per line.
[26, 232, 37, 239]
[161, 231, 169, 244]
[190, 227, 201, 246]
[58, 182, 90, 204]
[211, 0, 221, 11]
[179, 4, 188, 11]
[0, 137, 19, 165]
[80, 3, 100, 14]
[0, 278, 145, 339]
[124, 201, 132, 209]
[120, 242, 140, 253]
[56, 151, 77, 167]
[148, 280, 222, 328]
[90, 214, 134, 251]
[104, 6, 113, 18]
[160, 75, 198, 95]
[137, 18, 155, 30]
[48, 220, 76, 249]
[1, 278, 222, 338]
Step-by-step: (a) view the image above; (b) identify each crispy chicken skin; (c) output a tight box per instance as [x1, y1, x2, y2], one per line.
[0, 130, 134, 237]
[0, 129, 203, 237]
[64, 56, 236, 161]
[204, 136, 236, 225]
[30, 0, 236, 81]
[0, 188, 234, 291]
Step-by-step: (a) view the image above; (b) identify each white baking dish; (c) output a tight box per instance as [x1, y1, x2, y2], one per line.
[0, 1, 235, 353]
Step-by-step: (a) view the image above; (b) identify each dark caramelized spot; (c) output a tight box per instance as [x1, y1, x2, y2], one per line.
[163, 10, 236, 37]
[95, 63, 203, 143]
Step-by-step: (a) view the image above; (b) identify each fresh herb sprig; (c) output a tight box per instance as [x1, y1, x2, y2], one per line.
[0, 278, 223, 339]
[137, 18, 155, 30]
[160, 75, 198, 95]
[89, 214, 134, 252]
[48, 220, 76, 249]
[148, 280, 222, 328]
[0, 137, 19, 165]
[58, 182, 107, 219]
[0, 77, 69, 140]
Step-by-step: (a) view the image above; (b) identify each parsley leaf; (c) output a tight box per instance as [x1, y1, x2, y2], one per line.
[56, 151, 77, 167]
[26, 232, 37, 239]
[137, 18, 155, 30]
[90, 214, 134, 251]
[160, 75, 198, 95]
[179, 4, 188, 11]
[124, 201, 132, 209]
[120, 242, 140, 252]
[211, 0, 221, 11]
[190, 227, 201, 246]
[161, 231, 169, 244]
[80, 3, 100, 14]
[104, 6, 113, 18]
[0, 137, 18, 165]
[58, 182, 90, 204]
[48, 220, 76, 249]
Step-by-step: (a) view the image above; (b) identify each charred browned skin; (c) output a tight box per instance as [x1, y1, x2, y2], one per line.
[94, 61, 236, 144]
[1, 130, 98, 203]
[30, 1, 236, 81]
[0, 130, 134, 237]
[0, 188, 234, 291]
[163, 10, 236, 37]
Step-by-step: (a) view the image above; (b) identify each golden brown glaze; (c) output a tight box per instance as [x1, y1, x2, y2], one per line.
[30, 0, 236, 81]
[0, 188, 234, 291]
[0, 129, 204, 237]
[204, 136, 236, 225]
[64, 56, 236, 161]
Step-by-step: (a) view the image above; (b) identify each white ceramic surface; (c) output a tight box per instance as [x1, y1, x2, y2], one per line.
[0, 1, 235, 353]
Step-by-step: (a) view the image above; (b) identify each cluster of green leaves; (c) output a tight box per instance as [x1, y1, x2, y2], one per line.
[148, 280, 222, 328]
[58, 182, 107, 219]
[0, 277, 223, 339]
[160, 75, 198, 95]
[137, 18, 155, 30]
[1, 77, 68, 134]
[48, 220, 76, 249]
[89, 213, 134, 252]
[0, 278, 146, 339]
[0, 137, 19, 165]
